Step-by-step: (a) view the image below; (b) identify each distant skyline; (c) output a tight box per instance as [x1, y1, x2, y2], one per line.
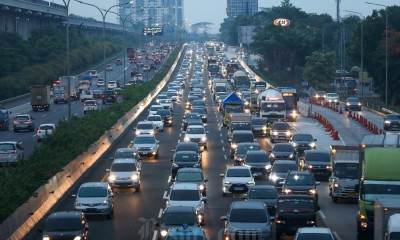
[54, 0, 399, 33]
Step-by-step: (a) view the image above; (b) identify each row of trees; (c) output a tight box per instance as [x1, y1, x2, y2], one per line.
[219, 0, 400, 105]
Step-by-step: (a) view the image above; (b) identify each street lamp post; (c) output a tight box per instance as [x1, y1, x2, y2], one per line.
[344, 10, 364, 98]
[15, 17, 19, 33]
[61, 0, 72, 122]
[366, 2, 388, 107]
[75, 0, 132, 95]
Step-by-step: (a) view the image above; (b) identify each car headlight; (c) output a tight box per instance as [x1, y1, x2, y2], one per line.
[262, 126, 267, 130]
[272, 131, 278, 136]
[43, 237, 50, 240]
[135, 130, 141, 135]
[346, 103, 350, 106]
[283, 189, 292, 194]
[292, 143, 298, 147]
[224, 180, 230, 184]
[326, 165, 332, 169]
[201, 137, 207, 142]
[358, 103, 362, 106]
[231, 144, 237, 149]
[102, 199, 109, 206]
[184, 137, 190, 142]
[131, 174, 139, 180]
[289, 154, 294, 158]
[199, 184, 205, 191]
[150, 130, 154, 135]
[108, 175, 116, 181]
[309, 142, 316, 148]
[160, 229, 168, 237]
[385, 120, 391, 124]
[247, 180, 255, 185]
[308, 165, 313, 169]
[334, 183, 340, 188]
[309, 189, 317, 195]
[286, 131, 291, 136]
[291, 111, 297, 116]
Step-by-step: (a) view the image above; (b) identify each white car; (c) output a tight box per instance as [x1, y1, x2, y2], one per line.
[147, 115, 164, 132]
[89, 69, 98, 78]
[326, 93, 339, 105]
[183, 125, 208, 149]
[80, 90, 94, 102]
[107, 158, 141, 191]
[96, 78, 105, 87]
[159, 99, 173, 110]
[294, 227, 335, 240]
[108, 81, 117, 90]
[83, 99, 98, 114]
[106, 64, 113, 71]
[220, 166, 255, 196]
[35, 123, 56, 141]
[134, 121, 155, 135]
[149, 105, 164, 115]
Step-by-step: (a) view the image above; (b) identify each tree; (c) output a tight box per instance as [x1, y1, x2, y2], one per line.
[303, 51, 336, 89]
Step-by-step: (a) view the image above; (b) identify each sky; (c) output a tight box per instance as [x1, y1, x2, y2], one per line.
[55, 0, 398, 33]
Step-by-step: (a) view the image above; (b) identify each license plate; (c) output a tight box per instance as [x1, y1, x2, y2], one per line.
[234, 187, 244, 191]
[346, 193, 355, 197]
[254, 172, 262, 176]
[86, 208, 97, 212]
[139, 152, 147, 155]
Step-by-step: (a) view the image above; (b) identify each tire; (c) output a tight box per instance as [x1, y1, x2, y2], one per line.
[136, 185, 141, 192]
[222, 192, 226, 197]
[271, 139, 275, 143]
[14, 128, 18, 133]
[155, 153, 159, 159]
[332, 196, 338, 203]
[107, 213, 112, 219]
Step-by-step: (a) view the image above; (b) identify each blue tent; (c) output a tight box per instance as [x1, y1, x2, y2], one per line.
[222, 92, 243, 108]
[82, 75, 93, 80]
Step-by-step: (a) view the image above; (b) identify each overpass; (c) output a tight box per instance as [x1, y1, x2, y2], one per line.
[0, 0, 130, 40]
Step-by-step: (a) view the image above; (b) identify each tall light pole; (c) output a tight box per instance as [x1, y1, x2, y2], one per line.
[15, 16, 19, 33]
[60, 0, 72, 122]
[366, 2, 388, 107]
[75, 0, 132, 95]
[344, 10, 364, 97]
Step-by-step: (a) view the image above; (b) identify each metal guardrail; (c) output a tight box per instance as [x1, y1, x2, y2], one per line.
[0, 93, 30, 106]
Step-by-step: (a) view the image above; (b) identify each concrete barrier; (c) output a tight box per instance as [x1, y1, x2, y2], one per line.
[0, 44, 187, 240]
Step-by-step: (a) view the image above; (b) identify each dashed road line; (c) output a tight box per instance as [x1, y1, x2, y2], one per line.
[158, 208, 163, 218]
[152, 231, 158, 240]
[167, 176, 171, 183]
[162, 191, 167, 199]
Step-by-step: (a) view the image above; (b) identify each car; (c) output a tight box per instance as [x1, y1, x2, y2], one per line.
[73, 182, 114, 218]
[191, 100, 206, 110]
[130, 67, 139, 77]
[159, 99, 173, 110]
[143, 65, 150, 72]
[314, 90, 326, 101]
[170, 151, 201, 178]
[136, 74, 143, 82]
[92, 89, 103, 99]
[345, 97, 362, 111]
[294, 227, 335, 240]
[107, 158, 141, 191]
[146, 114, 164, 132]
[156, 94, 169, 104]
[163, 183, 206, 221]
[40, 211, 89, 240]
[244, 185, 278, 217]
[303, 150, 332, 179]
[106, 64, 113, 71]
[384, 114, 400, 131]
[130, 135, 159, 159]
[13, 114, 35, 132]
[34, 123, 56, 142]
[164, 225, 207, 240]
[107, 80, 118, 90]
[183, 113, 203, 130]
[291, 133, 317, 154]
[228, 130, 255, 158]
[149, 105, 164, 115]
[115, 59, 122, 65]
[251, 117, 269, 136]
[155, 206, 204, 239]
[156, 109, 173, 127]
[89, 69, 98, 78]
[183, 125, 208, 149]
[326, 92, 339, 105]
[171, 142, 202, 161]
[242, 150, 272, 177]
[103, 90, 118, 104]
[275, 195, 318, 237]
[233, 142, 260, 165]
[83, 99, 98, 114]
[280, 170, 320, 205]
[269, 143, 296, 164]
[269, 160, 299, 188]
[96, 78, 105, 87]
[186, 95, 200, 110]
[220, 201, 272, 240]
[174, 168, 208, 196]
[111, 147, 140, 161]
[269, 121, 293, 143]
[134, 121, 155, 135]
[0, 141, 24, 165]
[220, 165, 255, 196]
[191, 108, 208, 123]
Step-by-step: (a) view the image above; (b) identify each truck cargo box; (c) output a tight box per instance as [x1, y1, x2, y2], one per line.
[364, 148, 400, 181]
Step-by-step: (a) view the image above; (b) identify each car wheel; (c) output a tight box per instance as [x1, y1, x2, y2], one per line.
[222, 192, 226, 197]
[13, 128, 18, 133]
[332, 196, 338, 203]
[271, 139, 275, 143]
[155, 153, 159, 159]
[136, 185, 141, 192]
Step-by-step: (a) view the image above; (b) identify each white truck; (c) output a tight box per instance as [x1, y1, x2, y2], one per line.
[329, 145, 359, 203]
[227, 112, 252, 138]
[375, 198, 400, 240]
[257, 88, 286, 122]
[211, 78, 228, 100]
[53, 85, 68, 104]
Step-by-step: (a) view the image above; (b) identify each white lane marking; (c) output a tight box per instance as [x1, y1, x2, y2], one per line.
[222, 147, 225, 151]
[220, 133, 222, 137]
[158, 208, 163, 218]
[41, 114, 47, 117]
[167, 175, 171, 183]
[319, 210, 327, 219]
[163, 191, 167, 199]
[152, 231, 158, 240]
[224, 155, 227, 160]
[221, 140, 224, 143]
[333, 231, 341, 240]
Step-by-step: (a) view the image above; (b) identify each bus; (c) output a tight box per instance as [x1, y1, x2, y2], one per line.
[278, 87, 299, 121]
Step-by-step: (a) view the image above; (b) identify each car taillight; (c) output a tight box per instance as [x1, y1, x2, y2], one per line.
[24, 120, 31, 123]
[12, 150, 17, 153]
[13, 120, 18, 123]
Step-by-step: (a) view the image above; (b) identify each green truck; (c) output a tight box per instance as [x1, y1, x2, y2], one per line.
[357, 134, 400, 235]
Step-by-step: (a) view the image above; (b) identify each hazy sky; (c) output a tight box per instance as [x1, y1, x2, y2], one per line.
[56, 0, 398, 33]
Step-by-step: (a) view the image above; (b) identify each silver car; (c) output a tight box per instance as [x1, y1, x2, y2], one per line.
[183, 125, 208, 148]
[13, 114, 35, 132]
[0, 141, 24, 165]
[130, 135, 160, 159]
[107, 159, 141, 191]
[73, 182, 114, 219]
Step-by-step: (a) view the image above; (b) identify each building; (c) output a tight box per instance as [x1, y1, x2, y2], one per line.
[226, 0, 258, 18]
[119, 0, 183, 33]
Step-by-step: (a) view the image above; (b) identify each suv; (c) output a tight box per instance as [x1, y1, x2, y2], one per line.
[107, 159, 141, 191]
[251, 117, 269, 136]
[326, 93, 339, 105]
[13, 114, 35, 132]
[156, 109, 173, 127]
[280, 170, 320, 204]
[269, 122, 293, 143]
[134, 121, 155, 135]
[384, 114, 400, 131]
[174, 168, 208, 196]
[183, 125, 208, 149]
[275, 195, 318, 238]
[111, 148, 140, 161]
[130, 135, 159, 159]
[229, 130, 255, 158]
[73, 182, 114, 219]
[233, 142, 260, 165]
[40, 211, 89, 240]
[244, 185, 278, 217]
[0, 141, 24, 165]
[345, 97, 362, 111]
[171, 151, 201, 178]
[291, 133, 317, 154]
[294, 227, 335, 240]
[269, 143, 296, 164]
[242, 150, 271, 177]
[269, 160, 298, 189]
[303, 150, 332, 179]
[183, 113, 202, 130]
[220, 201, 272, 240]
[220, 166, 255, 196]
[83, 99, 98, 114]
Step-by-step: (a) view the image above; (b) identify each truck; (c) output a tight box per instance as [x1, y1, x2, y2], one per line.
[232, 71, 250, 90]
[0, 108, 11, 131]
[357, 135, 400, 234]
[257, 88, 286, 123]
[222, 92, 244, 127]
[59, 76, 79, 101]
[52, 85, 68, 104]
[278, 87, 299, 121]
[374, 199, 400, 240]
[31, 85, 50, 111]
[227, 112, 252, 139]
[384, 214, 400, 240]
[329, 145, 359, 203]
[211, 78, 228, 100]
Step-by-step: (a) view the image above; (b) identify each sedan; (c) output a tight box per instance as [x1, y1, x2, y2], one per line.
[34, 123, 56, 142]
[220, 166, 255, 196]
[243, 185, 278, 217]
[269, 143, 296, 164]
[345, 97, 362, 111]
[384, 114, 400, 131]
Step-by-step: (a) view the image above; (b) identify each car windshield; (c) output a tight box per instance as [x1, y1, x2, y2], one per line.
[40, 125, 55, 130]
[232, 134, 253, 143]
[186, 114, 201, 120]
[273, 123, 291, 130]
[278, 198, 315, 211]
[176, 172, 203, 182]
[387, 114, 400, 120]
[273, 144, 294, 152]
[186, 127, 205, 134]
[295, 233, 333, 240]
[45, 217, 83, 232]
[237, 145, 260, 154]
[347, 98, 359, 103]
[170, 190, 200, 201]
[148, 116, 162, 121]
[286, 174, 315, 185]
[226, 169, 251, 177]
[0, 144, 15, 152]
[138, 123, 154, 129]
[251, 119, 268, 125]
[306, 152, 330, 162]
[175, 153, 198, 162]
[192, 109, 206, 114]
[334, 163, 359, 179]
[151, 106, 163, 111]
[231, 122, 251, 130]
[15, 116, 29, 121]
[78, 186, 107, 197]
[327, 93, 337, 97]
[246, 153, 269, 162]
[114, 151, 138, 159]
[111, 163, 137, 172]
[135, 137, 156, 144]
[292, 134, 313, 141]
[229, 209, 268, 223]
[162, 212, 197, 225]
[273, 164, 298, 173]
[249, 188, 278, 199]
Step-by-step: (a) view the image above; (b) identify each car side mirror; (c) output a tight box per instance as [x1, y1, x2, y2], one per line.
[106, 169, 110, 172]
[219, 174, 224, 177]
[202, 196, 207, 201]
[228, 139, 232, 142]
[220, 216, 228, 221]
[163, 196, 169, 200]
[316, 181, 320, 185]
[171, 149, 175, 152]
[72, 194, 77, 198]
[133, 127, 136, 130]
[279, 181, 284, 185]
[206, 131, 209, 134]
[204, 179, 208, 182]
[109, 157, 114, 161]
[314, 139, 317, 141]
[269, 216, 276, 221]
[182, 131, 185, 134]
[156, 140, 160, 144]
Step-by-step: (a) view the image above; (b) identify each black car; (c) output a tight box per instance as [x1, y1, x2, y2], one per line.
[172, 142, 202, 160]
[242, 150, 271, 177]
[186, 95, 200, 110]
[103, 90, 117, 104]
[291, 133, 317, 153]
[384, 114, 400, 131]
[269, 143, 296, 163]
[251, 117, 269, 137]
[156, 109, 173, 127]
[275, 195, 318, 238]
[191, 107, 208, 123]
[233, 142, 260, 165]
[280, 170, 320, 204]
[170, 151, 201, 178]
[303, 150, 332, 179]
[183, 113, 202, 130]
[229, 130, 255, 158]
[269, 160, 298, 189]
[191, 100, 206, 110]
[244, 185, 278, 217]
[40, 211, 89, 240]
[345, 97, 362, 111]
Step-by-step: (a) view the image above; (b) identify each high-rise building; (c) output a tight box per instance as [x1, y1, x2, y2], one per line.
[226, 0, 258, 18]
[119, 0, 183, 31]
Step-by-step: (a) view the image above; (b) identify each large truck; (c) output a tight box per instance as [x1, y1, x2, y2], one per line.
[227, 112, 252, 138]
[53, 85, 68, 104]
[222, 92, 244, 126]
[374, 199, 400, 240]
[211, 78, 228, 100]
[232, 71, 250, 90]
[329, 145, 359, 203]
[257, 88, 286, 123]
[31, 85, 50, 111]
[278, 87, 299, 121]
[59, 76, 79, 101]
[357, 135, 400, 234]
